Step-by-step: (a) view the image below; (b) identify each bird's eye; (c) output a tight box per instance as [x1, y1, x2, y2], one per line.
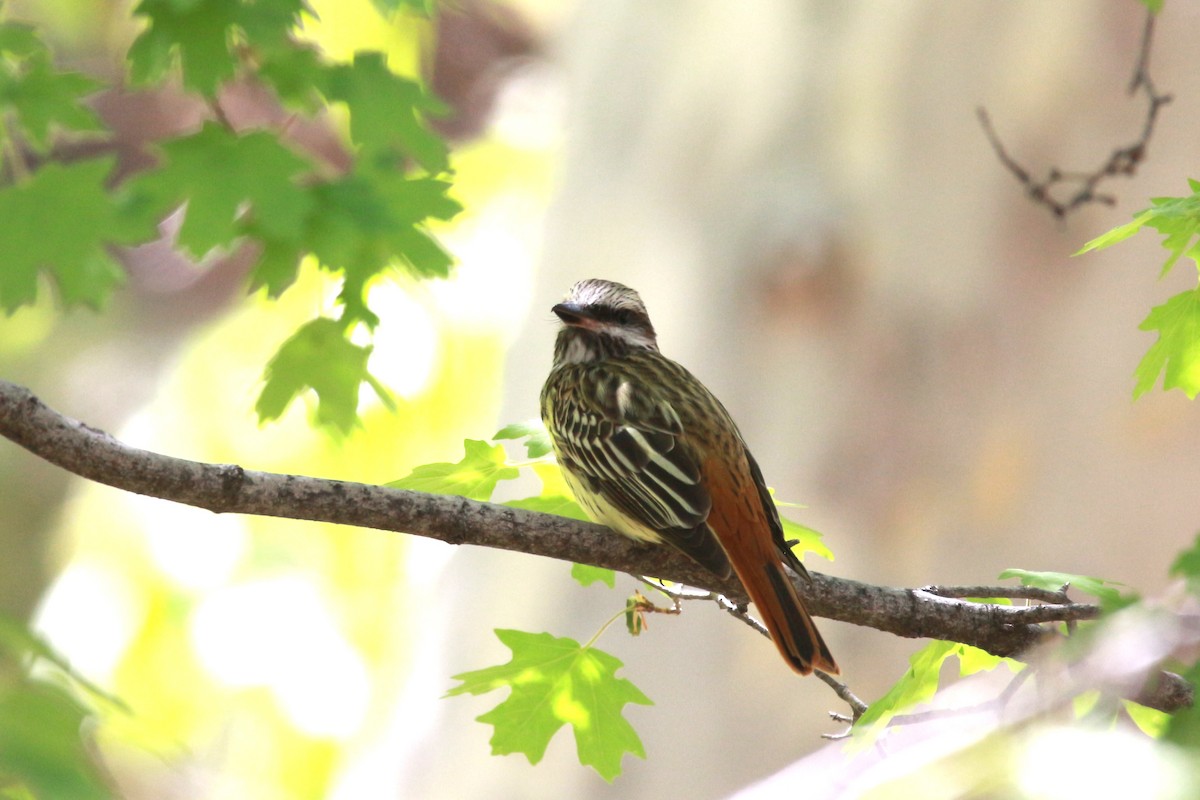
[612, 309, 634, 325]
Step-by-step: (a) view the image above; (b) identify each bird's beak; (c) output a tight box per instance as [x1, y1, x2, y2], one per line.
[551, 302, 597, 329]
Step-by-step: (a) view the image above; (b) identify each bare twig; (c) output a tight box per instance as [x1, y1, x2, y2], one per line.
[815, 669, 869, 736]
[0, 379, 1190, 713]
[979, 10, 1171, 219]
[640, 579, 870, 723]
[921, 583, 1072, 605]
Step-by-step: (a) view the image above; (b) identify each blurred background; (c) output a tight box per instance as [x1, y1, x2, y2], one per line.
[2, 0, 1200, 797]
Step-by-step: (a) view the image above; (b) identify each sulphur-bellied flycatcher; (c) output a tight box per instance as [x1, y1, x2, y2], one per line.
[540, 278, 837, 675]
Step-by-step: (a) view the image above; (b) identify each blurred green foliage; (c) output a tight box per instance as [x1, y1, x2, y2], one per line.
[1, 0, 459, 432]
[0, 615, 117, 799]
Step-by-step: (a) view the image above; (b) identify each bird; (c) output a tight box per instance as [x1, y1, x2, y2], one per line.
[540, 278, 837, 675]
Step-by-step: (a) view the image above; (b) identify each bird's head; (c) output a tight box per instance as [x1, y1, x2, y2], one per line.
[551, 278, 659, 364]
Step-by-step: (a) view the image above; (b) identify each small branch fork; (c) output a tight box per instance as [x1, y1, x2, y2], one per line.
[642, 578, 878, 731]
[979, 10, 1171, 218]
[0, 378, 1191, 717]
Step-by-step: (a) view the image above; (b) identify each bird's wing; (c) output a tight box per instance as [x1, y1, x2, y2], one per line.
[744, 447, 812, 582]
[552, 366, 730, 577]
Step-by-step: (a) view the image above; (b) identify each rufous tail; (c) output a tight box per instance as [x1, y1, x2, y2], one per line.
[737, 560, 838, 675]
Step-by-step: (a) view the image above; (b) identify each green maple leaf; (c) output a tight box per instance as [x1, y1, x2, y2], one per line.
[956, 644, 1019, 676]
[248, 236, 304, 297]
[305, 169, 460, 279]
[446, 629, 652, 781]
[493, 420, 554, 459]
[389, 440, 518, 502]
[0, 52, 104, 153]
[851, 641, 1019, 746]
[570, 564, 617, 588]
[237, 0, 308, 51]
[128, 0, 243, 95]
[854, 640, 958, 734]
[128, 122, 315, 257]
[256, 318, 388, 433]
[1078, 181, 1200, 278]
[1076, 182, 1200, 400]
[1077, 210, 1154, 255]
[0, 159, 156, 312]
[365, 171, 461, 274]
[0, 21, 42, 58]
[258, 44, 331, 112]
[1133, 288, 1200, 399]
[300, 169, 459, 331]
[326, 52, 449, 171]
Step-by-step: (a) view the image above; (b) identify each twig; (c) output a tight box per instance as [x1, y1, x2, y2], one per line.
[816, 669, 869, 737]
[0, 378, 1190, 713]
[637, 577, 711, 601]
[979, 9, 1171, 219]
[921, 583, 1072, 605]
[710, 593, 765, 634]
[705, 592, 869, 727]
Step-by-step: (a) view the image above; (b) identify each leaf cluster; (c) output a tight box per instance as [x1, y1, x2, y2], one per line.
[1079, 180, 1200, 398]
[0, 615, 122, 800]
[0, 0, 461, 433]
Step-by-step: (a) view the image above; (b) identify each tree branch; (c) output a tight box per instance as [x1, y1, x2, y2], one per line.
[978, 9, 1171, 219]
[0, 379, 1190, 713]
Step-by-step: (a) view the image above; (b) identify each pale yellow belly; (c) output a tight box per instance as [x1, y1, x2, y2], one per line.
[560, 466, 665, 545]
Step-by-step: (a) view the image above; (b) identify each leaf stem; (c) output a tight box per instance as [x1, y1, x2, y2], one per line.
[582, 606, 630, 650]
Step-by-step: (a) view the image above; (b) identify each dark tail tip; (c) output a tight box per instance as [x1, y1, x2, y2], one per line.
[765, 565, 839, 676]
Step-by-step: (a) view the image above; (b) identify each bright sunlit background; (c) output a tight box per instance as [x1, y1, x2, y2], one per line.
[3, 1, 1200, 798]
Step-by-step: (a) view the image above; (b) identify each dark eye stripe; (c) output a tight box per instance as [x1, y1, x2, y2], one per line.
[590, 305, 648, 327]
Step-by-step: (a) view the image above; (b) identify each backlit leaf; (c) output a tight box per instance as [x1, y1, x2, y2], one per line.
[853, 640, 958, 737]
[571, 564, 616, 588]
[0, 48, 104, 151]
[256, 317, 383, 433]
[389, 440, 518, 502]
[446, 629, 652, 781]
[1133, 289, 1200, 399]
[1077, 183, 1200, 278]
[493, 420, 554, 459]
